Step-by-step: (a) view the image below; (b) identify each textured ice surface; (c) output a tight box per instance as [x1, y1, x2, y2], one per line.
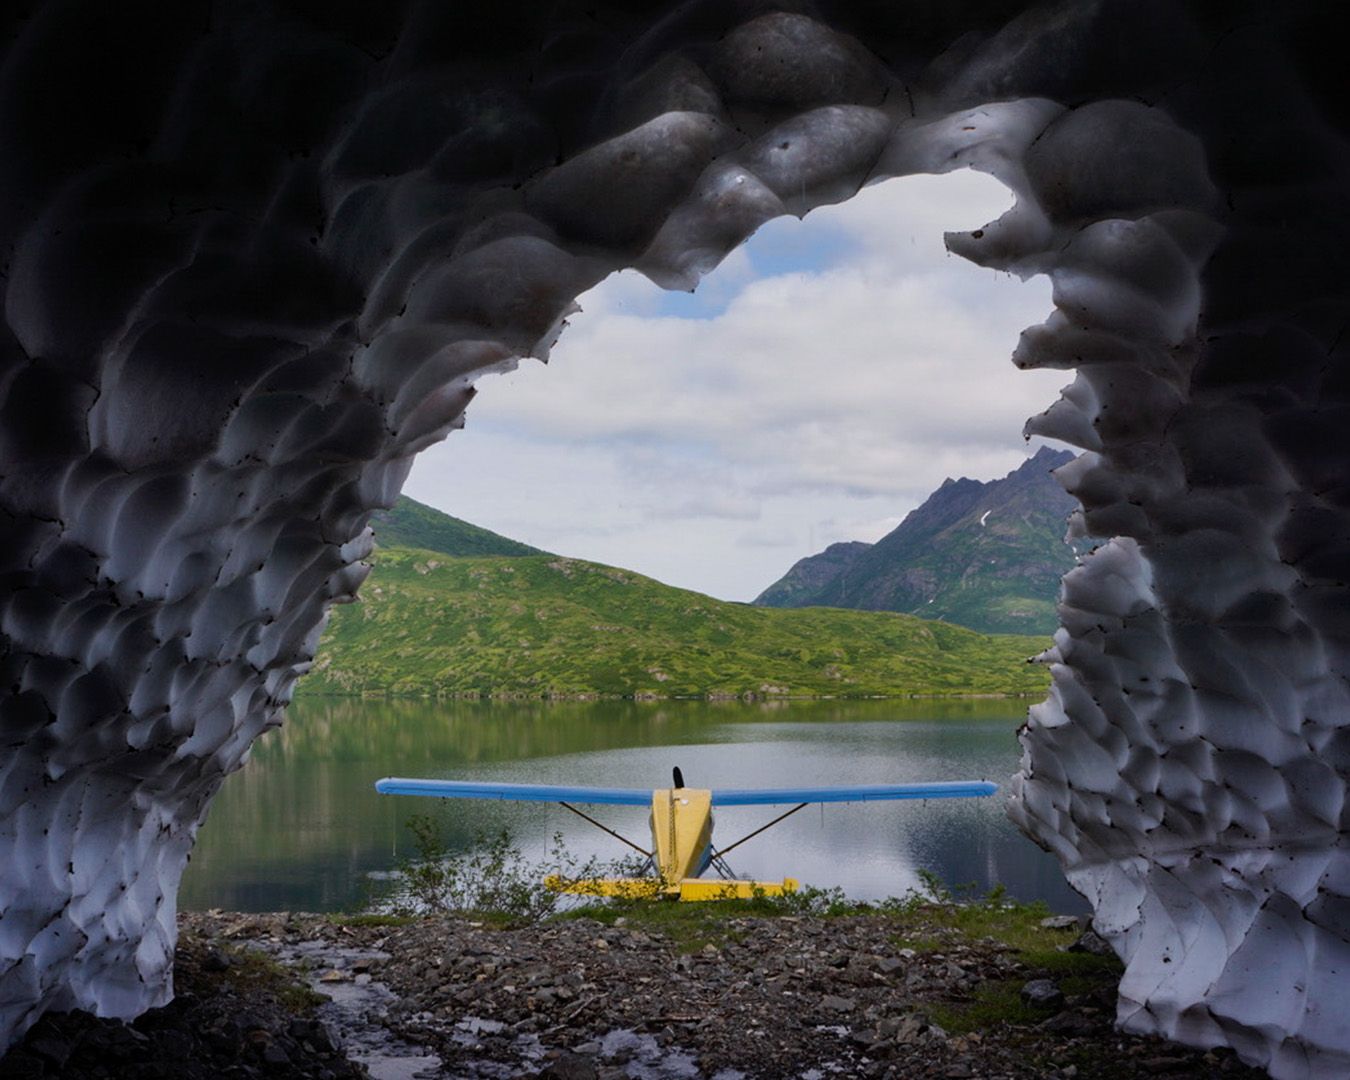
[0, 3, 1347, 1077]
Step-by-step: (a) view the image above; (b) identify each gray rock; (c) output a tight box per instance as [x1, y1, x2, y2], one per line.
[821, 994, 857, 1013]
[0, 1051, 45, 1076]
[538, 1055, 601, 1080]
[1140, 1055, 1194, 1074]
[28, 1036, 73, 1068]
[1069, 931, 1115, 957]
[152, 1029, 194, 1059]
[1039, 915, 1080, 931]
[879, 1011, 930, 1045]
[1039, 1010, 1098, 1036]
[876, 1016, 904, 1039]
[312, 1020, 343, 1054]
[262, 1041, 292, 1065]
[1020, 979, 1065, 1008]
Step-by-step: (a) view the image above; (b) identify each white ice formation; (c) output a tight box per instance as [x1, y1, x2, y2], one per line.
[0, 2, 1346, 1076]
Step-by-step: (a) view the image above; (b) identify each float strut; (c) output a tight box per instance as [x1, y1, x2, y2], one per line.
[559, 802, 652, 859]
[712, 802, 809, 861]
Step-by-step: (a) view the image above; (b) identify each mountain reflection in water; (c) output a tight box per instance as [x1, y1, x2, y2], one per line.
[181, 697, 1087, 914]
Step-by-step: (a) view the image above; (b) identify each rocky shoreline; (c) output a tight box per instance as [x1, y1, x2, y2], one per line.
[1, 907, 1268, 1080]
[297, 691, 1043, 703]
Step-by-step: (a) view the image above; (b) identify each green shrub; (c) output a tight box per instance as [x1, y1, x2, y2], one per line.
[380, 816, 652, 924]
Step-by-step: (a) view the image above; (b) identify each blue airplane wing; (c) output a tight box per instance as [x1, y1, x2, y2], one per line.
[709, 781, 997, 806]
[374, 778, 653, 805]
[375, 778, 997, 806]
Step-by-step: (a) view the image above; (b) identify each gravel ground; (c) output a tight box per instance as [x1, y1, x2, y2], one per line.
[3, 908, 1251, 1080]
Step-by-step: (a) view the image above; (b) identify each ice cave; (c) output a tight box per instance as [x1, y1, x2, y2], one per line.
[0, 2, 1346, 1076]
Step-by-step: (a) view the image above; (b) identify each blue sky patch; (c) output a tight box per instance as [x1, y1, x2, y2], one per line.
[646, 211, 858, 321]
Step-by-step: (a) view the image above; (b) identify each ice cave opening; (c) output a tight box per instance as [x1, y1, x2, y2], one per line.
[406, 167, 1063, 603]
[1, 4, 1346, 1078]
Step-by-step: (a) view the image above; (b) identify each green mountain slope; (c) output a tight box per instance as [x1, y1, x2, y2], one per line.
[303, 549, 1051, 699]
[756, 448, 1081, 635]
[370, 496, 545, 558]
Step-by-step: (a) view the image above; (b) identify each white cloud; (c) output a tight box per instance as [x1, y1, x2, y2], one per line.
[406, 170, 1067, 601]
[646, 495, 760, 522]
[735, 526, 798, 549]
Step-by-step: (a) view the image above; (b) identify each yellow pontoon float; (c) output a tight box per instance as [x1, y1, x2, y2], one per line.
[375, 768, 996, 901]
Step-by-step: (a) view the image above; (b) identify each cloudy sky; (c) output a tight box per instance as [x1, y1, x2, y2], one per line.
[404, 169, 1068, 602]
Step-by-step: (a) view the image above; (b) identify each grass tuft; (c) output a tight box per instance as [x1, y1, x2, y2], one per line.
[892, 894, 1123, 1036]
[931, 982, 1049, 1033]
[182, 943, 328, 1013]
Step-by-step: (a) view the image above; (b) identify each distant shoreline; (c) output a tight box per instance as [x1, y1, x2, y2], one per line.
[291, 689, 1045, 702]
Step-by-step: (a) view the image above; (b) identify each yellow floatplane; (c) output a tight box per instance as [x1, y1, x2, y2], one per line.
[375, 769, 997, 902]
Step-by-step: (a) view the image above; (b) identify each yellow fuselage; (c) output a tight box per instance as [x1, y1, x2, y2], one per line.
[649, 786, 714, 882]
[548, 785, 798, 901]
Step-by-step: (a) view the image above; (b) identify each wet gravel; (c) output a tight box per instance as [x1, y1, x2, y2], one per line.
[0, 910, 1272, 1079]
[126, 911, 1267, 1080]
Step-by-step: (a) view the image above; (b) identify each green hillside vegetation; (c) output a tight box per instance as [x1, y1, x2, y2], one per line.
[371, 496, 545, 558]
[303, 549, 1052, 699]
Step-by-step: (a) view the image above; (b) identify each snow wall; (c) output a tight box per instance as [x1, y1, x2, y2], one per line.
[0, 2, 1346, 1076]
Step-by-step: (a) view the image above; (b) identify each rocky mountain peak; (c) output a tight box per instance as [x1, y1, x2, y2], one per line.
[754, 447, 1080, 635]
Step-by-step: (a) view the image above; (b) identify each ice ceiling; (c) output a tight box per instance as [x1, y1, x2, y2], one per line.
[1, 1, 1347, 1076]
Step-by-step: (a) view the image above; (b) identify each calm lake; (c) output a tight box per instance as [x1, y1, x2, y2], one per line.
[180, 697, 1087, 914]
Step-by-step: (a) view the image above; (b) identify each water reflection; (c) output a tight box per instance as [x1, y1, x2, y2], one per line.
[181, 697, 1087, 914]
